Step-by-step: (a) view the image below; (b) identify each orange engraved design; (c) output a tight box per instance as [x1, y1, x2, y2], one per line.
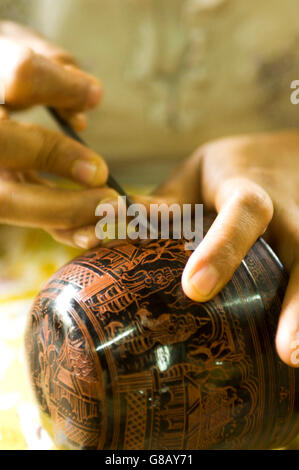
[25, 217, 299, 449]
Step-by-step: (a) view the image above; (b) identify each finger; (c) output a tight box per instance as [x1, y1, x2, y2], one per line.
[132, 194, 177, 208]
[0, 20, 76, 64]
[0, 181, 118, 230]
[0, 120, 108, 186]
[276, 262, 299, 367]
[57, 109, 88, 132]
[182, 178, 274, 302]
[47, 228, 82, 249]
[49, 225, 101, 250]
[129, 194, 183, 228]
[151, 148, 204, 204]
[0, 38, 102, 111]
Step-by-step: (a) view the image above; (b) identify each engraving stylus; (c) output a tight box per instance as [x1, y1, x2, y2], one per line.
[47, 107, 156, 237]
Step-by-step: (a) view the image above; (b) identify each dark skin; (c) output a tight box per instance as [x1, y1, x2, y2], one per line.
[0, 21, 298, 368]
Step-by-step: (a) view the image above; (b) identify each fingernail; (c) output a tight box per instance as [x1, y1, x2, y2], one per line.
[71, 113, 87, 131]
[72, 160, 98, 185]
[190, 264, 219, 297]
[73, 232, 90, 249]
[290, 334, 299, 367]
[279, 325, 299, 367]
[88, 84, 102, 106]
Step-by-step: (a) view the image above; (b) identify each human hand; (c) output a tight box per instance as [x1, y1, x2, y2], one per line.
[140, 131, 299, 367]
[0, 21, 113, 247]
[0, 20, 102, 130]
[0, 118, 117, 247]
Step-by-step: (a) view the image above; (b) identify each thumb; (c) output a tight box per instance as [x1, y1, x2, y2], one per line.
[276, 262, 299, 367]
[182, 178, 273, 302]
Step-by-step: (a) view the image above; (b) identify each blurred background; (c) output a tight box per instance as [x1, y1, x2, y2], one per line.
[2, 0, 299, 184]
[0, 0, 299, 449]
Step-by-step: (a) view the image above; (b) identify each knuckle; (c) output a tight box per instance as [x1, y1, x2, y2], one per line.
[14, 47, 35, 78]
[34, 130, 62, 172]
[7, 47, 35, 102]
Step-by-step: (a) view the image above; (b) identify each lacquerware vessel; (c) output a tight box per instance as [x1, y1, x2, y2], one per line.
[25, 216, 299, 450]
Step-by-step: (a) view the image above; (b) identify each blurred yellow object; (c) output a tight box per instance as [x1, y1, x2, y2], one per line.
[0, 226, 81, 450]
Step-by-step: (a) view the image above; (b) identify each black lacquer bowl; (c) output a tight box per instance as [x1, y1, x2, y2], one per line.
[25, 216, 299, 449]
